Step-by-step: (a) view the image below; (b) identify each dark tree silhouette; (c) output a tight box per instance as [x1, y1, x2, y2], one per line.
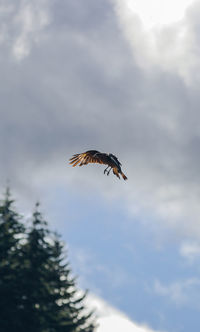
[0, 190, 96, 332]
[0, 188, 25, 331]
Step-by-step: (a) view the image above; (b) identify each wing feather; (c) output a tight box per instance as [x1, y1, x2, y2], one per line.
[69, 150, 109, 167]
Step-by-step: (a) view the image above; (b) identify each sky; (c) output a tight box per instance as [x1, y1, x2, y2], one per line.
[1, 0, 200, 331]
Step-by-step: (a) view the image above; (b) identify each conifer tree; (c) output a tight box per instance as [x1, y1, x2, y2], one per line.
[0, 191, 96, 332]
[0, 188, 25, 331]
[20, 203, 95, 332]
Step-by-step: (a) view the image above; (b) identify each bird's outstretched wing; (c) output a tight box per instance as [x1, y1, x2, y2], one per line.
[69, 150, 109, 167]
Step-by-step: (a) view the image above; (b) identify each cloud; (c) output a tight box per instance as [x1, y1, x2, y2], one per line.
[13, 0, 50, 60]
[154, 278, 200, 308]
[0, 0, 51, 60]
[180, 241, 200, 262]
[113, 0, 200, 84]
[87, 294, 164, 332]
[1, 0, 200, 242]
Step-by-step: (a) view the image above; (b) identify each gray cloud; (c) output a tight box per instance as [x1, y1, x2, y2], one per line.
[1, 0, 200, 239]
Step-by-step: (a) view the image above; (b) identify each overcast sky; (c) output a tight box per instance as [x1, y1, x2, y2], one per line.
[1, 0, 200, 331]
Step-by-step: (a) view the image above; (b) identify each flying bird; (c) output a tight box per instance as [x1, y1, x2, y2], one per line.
[69, 150, 128, 180]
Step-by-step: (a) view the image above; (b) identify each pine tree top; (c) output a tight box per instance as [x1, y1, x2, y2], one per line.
[0, 189, 96, 332]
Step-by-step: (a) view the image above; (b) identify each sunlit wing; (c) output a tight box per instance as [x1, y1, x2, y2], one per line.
[69, 150, 108, 167]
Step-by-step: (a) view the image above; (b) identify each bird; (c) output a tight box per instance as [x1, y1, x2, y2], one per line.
[69, 150, 128, 180]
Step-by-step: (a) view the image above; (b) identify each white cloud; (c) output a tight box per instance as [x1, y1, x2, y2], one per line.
[114, 0, 194, 29]
[87, 294, 164, 332]
[154, 278, 200, 308]
[180, 241, 200, 262]
[113, 0, 199, 84]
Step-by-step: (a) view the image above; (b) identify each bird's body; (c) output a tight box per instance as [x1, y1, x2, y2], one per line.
[69, 150, 127, 180]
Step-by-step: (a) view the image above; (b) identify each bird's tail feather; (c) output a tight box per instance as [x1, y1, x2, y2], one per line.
[113, 168, 120, 179]
[121, 172, 128, 180]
